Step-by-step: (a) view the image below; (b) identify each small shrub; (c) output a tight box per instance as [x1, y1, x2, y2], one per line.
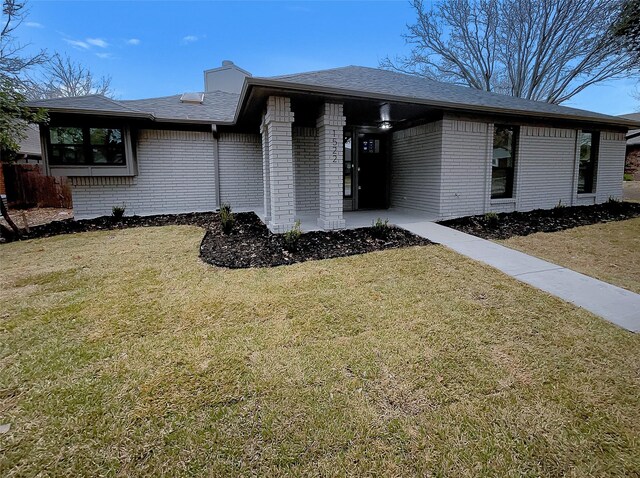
[219, 203, 235, 234]
[624, 173, 633, 181]
[112, 204, 126, 219]
[554, 199, 566, 209]
[483, 211, 499, 227]
[371, 217, 390, 237]
[283, 220, 302, 251]
[606, 196, 624, 212]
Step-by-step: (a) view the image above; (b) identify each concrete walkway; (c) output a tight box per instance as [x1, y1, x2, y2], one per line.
[396, 220, 640, 333]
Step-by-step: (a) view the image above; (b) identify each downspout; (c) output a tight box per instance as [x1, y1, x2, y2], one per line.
[212, 124, 221, 209]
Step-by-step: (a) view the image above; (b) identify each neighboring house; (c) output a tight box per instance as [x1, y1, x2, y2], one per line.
[621, 112, 640, 180]
[27, 61, 639, 232]
[16, 123, 43, 163]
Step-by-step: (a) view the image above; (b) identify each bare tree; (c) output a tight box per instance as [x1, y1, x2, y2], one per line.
[611, 0, 640, 64]
[26, 52, 113, 99]
[0, 0, 46, 80]
[382, 0, 639, 104]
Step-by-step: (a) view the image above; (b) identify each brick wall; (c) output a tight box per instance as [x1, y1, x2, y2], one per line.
[596, 131, 626, 203]
[516, 127, 577, 211]
[436, 118, 626, 219]
[626, 145, 640, 180]
[70, 129, 216, 219]
[218, 132, 263, 210]
[439, 118, 490, 218]
[390, 121, 442, 215]
[293, 127, 319, 214]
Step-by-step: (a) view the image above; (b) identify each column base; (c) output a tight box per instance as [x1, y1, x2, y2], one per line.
[268, 220, 295, 234]
[317, 217, 346, 230]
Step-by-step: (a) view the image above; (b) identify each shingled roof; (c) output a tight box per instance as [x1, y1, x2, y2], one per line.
[254, 66, 638, 128]
[26, 65, 639, 128]
[26, 91, 240, 124]
[620, 113, 640, 145]
[27, 94, 152, 118]
[121, 91, 239, 123]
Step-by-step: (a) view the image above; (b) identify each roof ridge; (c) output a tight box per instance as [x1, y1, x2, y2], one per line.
[263, 65, 361, 80]
[98, 95, 148, 114]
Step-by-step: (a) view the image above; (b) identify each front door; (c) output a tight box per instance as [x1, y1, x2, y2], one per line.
[357, 134, 387, 209]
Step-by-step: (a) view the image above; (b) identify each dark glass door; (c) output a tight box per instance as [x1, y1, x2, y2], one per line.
[357, 134, 387, 209]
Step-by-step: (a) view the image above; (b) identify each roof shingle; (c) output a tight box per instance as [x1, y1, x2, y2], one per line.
[261, 66, 633, 126]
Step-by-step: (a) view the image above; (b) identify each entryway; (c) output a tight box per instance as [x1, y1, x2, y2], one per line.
[343, 130, 389, 211]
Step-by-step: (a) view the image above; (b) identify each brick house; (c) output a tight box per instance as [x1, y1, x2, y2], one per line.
[27, 61, 639, 232]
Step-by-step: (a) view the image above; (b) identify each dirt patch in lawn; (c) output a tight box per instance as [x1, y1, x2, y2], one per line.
[439, 202, 640, 240]
[1, 211, 432, 267]
[200, 213, 432, 268]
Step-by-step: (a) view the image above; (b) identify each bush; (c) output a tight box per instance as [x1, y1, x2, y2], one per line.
[219, 203, 235, 234]
[624, 173, 634, 181]
[483, 211, 499, 226]
[371, 217, 390, 237]
[283, 220, 302, 251]
[112, 204, 126, 219]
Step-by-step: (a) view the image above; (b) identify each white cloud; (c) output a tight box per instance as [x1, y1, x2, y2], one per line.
[64, 38, 90, 50]
[86, 38, 109, 48]
[182, 35, 198, 44]
[25, 21, 43, 28]
[96, 52, 113, 59]
[126, 38, 140, 45]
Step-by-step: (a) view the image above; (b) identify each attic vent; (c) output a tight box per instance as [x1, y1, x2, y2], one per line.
[180, 92, 204, 104]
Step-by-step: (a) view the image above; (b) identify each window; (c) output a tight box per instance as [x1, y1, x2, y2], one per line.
[49, 126, 125, 165]
[578, 131, 599, 194]
[343, 134, 353, 198]
[491, 125, 517, 199]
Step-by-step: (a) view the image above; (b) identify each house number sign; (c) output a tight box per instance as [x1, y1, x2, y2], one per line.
[332, 129, 338, 163]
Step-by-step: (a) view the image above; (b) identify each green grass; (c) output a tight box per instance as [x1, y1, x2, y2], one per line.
[501, 217, 640, 294]
[1, 226, 639, 476]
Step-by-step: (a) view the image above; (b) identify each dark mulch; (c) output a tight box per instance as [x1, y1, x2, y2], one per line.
[1, 210, 433, 268]
[200, 213, 433, 268]
[439, 201, 640, 240]
[0, 211, 220, 243]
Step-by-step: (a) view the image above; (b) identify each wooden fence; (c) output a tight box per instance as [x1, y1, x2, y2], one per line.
[3, 163, 72, 209]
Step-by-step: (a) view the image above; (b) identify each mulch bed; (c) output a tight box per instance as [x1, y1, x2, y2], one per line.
[0, 212, 220, 243]
[439, 201, 640, 240]
[200, 213, 432, 268]
[1, 211, 433, 268]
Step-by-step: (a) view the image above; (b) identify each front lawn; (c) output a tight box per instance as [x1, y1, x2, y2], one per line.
[1, 226, 639, 476]
[500, 217, 640, 294]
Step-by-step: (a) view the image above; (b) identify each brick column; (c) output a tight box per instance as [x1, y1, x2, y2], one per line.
[264, 96, 295, 233]
[317, 103, 346, 230]
[259, 115, 271, 223]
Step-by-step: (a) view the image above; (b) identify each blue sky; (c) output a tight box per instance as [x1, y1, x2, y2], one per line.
[17, 0, 639, 115]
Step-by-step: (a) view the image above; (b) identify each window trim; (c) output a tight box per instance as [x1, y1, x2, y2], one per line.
[43, 124, 137, 178]
[48, 126, 126, 167]
[577, 130, 599, 195]
[491, 124, 518, 200]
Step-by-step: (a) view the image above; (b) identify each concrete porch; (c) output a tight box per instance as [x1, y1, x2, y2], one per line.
[256, 207, 437, 232]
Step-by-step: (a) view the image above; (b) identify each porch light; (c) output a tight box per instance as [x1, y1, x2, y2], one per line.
[379, 121, 392, 130]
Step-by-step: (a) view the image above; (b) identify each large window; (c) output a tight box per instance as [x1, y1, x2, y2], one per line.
[49, 126, 125, 165]
[578, 131, 599, 194]
[491, 125, 517, 199]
